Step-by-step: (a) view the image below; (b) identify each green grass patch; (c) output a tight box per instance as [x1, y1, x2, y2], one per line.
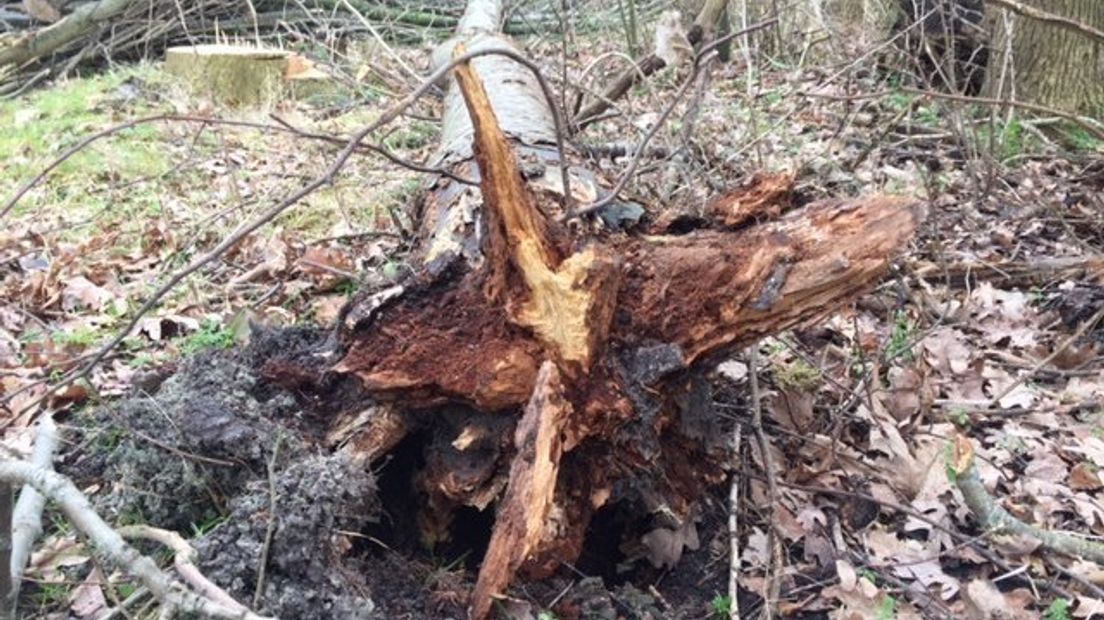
[176, 319, 236, 355]
[0, 65, 171, 219]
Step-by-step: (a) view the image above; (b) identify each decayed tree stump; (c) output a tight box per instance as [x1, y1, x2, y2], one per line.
[294, 0, 925, 617]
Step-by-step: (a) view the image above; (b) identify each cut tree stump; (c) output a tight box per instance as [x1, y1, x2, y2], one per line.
[258, 0, 925, 617]
[164, 44, 333, 106]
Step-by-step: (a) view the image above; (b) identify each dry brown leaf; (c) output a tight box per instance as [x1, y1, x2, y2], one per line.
[922, 327, 972, 375]
[743, 528, 770, 567]
[299, 246, 355, 288]
[22, 0, 61, 22]
[836, 559, 858, 591]
[881, 365, 929, 421]
[771, 388, 816, 432]
[823, 582, 921, 620]
[62, 276, 117, 312]
[1025, 452, 1068, 484]
[0, 328, 19, 367]
[135, 314, 200, 342]
[68, 566, 108, 619]
[716, 359, 748, 383]
[1070, 462, 1103, 492]
[641, 519, 699, 569]
[1075, 595, 1104, 618]
[961, 578, 1018, 620]
[1069, 560, 1104, 585]
[312, 294, 348, 325]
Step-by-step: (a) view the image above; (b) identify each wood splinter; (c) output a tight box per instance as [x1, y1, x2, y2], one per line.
[469, 362, 570, 620]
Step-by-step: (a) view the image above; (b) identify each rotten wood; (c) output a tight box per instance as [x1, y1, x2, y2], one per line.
[306, 0, 928, 617]
[338, 195, 924, 412]
[706, 171, 795, 229]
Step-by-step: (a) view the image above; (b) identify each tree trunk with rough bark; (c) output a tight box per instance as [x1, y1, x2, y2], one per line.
[259, 0, 925, 617]
[985, 0, 1104, 114]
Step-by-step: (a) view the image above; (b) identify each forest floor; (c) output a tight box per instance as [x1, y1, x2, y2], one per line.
[2, 28, 1104, 620]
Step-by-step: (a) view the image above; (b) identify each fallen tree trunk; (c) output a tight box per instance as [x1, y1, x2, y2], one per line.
[255, 0, 924, 617]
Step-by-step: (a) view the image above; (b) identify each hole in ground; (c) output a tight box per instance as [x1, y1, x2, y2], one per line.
[360, 430, 494, 570]
[363, 430, 429, 552]
[574, 502, 638, 587]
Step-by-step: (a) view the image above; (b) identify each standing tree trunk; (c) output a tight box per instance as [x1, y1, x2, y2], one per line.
[985, 0, 1104, 114]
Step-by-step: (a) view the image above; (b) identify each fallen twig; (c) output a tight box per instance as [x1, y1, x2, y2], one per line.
[952, 434, 1104, 565]
[117, 525, 250, 615]
[8, 414, 58, 609]
[727, 423, 742, 620]
[909, 256, 1104, 290]
[253, 435, 282, 609]
[803, 87, 1104, 142]
[748, 346, 781, 616]
[0, 483, 11, 620]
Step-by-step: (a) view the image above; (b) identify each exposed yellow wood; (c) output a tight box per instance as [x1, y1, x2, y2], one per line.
[451, 44, 618, 369]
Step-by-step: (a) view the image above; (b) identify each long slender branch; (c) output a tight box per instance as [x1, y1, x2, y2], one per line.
[801, 87, 1104, 142]
[576, 16, 778, 128]
[0, 113, 473, 222]
[0, 459, 272, 620]
[986, 306, 1104, 409]
[982, 0, 1104, 45]
[0, 484, 11, 620]
[727, 424, 742, 620]
[116, 525, 249, 614]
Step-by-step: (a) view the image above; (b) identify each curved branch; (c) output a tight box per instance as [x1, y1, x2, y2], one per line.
[982, 0, 1104, 45]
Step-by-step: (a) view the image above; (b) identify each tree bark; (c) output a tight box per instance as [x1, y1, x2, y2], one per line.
[985, 0, 1104, 114]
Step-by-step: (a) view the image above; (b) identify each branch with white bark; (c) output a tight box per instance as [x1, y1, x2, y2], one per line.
[8, 413, 57, 607]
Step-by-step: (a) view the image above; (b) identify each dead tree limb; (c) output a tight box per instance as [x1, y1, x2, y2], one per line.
[574, 10, 776, 128]
[953, 434, 1104, 565]
[0, 0, 133, 68]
